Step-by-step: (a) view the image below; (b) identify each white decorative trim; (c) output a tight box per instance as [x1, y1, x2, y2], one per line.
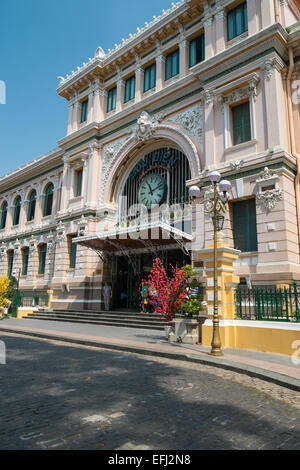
[203, 319, 300, 331]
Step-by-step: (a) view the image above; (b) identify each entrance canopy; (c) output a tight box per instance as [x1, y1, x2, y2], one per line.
[73, 221, 192, 256]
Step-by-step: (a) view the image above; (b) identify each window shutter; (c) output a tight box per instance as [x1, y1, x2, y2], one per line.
[38, 245, 47, 275]
[76, 170, 83, 197]
[69, 238, 77, 269]
[233, 199, 258, 252]
[22, 248, 29, 276]
[232, 101, 251, 145]
[1, 202, 7, 229]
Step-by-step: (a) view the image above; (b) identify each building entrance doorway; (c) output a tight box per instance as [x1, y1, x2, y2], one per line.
[112, 249, 190, 311]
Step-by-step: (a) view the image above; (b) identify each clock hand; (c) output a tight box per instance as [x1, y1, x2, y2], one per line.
[151, 184, 164, 192]
[147, 183, 153, 195]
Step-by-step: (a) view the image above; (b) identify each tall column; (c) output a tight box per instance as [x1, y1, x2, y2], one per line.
[263, 58, 287, 149]
[72, 99, 81, 132]
[246, 0, 258, 35]
[156, 45, 165, 92]
[87, 85, 94, 123]
[86, 144, 99, 207]
[60, 163, 70, 213]
[204, 16, 214, 60]
[261, 0, 276, 28]
[204, 89, 215, 168]
[67, 99, 74, 135]
[179, 38, 189, 78]
[215, 10, 226, 54]
[116, 77, 125, 112]
[35, 184, 42, 225]
[135, 64, 144, 102]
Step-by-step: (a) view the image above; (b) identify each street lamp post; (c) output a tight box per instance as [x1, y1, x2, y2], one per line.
[189, 172, 232, 357]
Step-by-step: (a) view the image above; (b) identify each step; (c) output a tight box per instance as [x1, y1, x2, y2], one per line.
[24, 314, 165, 330]
[42, 312, 163, 322]
[52, 309, 160, 320]
[26, 312, 165, 327]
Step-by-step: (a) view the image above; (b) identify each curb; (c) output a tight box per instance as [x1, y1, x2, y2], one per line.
[1, 326, 299, 392]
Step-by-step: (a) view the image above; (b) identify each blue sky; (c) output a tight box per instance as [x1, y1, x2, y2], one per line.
[0, 0, 173, 177]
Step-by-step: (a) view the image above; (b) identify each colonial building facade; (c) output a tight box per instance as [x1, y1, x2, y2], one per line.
[1, 0, 300, 313]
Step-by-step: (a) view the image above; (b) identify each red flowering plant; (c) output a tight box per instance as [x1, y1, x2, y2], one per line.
[142, 258, 189, 323]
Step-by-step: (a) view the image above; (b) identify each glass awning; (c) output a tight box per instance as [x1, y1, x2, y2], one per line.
[73, 221, 192, 255]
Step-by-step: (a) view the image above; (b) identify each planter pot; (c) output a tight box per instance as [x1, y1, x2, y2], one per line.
[169, 318, 200, 345]
[164, 325, 174, 340]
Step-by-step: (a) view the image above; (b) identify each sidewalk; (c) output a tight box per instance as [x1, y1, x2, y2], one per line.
[0, 317, 299, 391]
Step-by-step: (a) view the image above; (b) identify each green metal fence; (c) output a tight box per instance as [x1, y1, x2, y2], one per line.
[235, 283, 300, 322]
[19, 292, 49, 309]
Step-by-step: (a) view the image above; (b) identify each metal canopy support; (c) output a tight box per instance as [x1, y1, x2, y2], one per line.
[138, 238, 160, 258]
[174, 239, 192, 258]
[105, 239, 139, 276]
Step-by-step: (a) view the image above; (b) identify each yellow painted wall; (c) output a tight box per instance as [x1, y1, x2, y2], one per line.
[17, 308, 38, 319]
[202, 324, 300, 356]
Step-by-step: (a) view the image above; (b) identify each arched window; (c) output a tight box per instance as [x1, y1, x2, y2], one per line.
[43, 183, 54, 217]
[13, 196, 21, 226]
[27, 190, 37, 222]
[0, 202, 7, 229]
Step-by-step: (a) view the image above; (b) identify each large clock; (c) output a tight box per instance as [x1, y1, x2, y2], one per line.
[138, 174, 167, 209]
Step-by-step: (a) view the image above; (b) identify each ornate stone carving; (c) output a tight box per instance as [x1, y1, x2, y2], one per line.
[169, 104, 203, 148]
[56, 221, 66, 247]
[264, 59, 275, 81]
[203, 89, 214, 105]
[29, 235, 37, 253]
[14, 239, 21, 255]
[256, 167, 278, 182]
[47, 233, 55, 253]
[256, 167, 282, 211]
[0, 243, 6, 261]
[77, 216, 89, 237]
[257, 188, 283, 211]
[230, 160, 244, 171]
[132, 111, 163, 143]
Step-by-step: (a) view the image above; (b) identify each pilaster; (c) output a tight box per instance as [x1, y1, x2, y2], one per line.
[135, 64, 144, 103]
[204, 16, 214, 60]
[203, 89, 215, 168]
[156, 44, 165, 92]
[263, 57, 287, 149]
[261, 0, 276, 28]
[215, 10, 226, 54]
[116, 71, 125, 112]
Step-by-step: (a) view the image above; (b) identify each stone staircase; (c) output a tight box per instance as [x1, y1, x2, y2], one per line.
[24, 308, 166, 330]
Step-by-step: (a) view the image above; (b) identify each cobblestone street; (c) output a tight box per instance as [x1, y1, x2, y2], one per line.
[0, 333, 299, 450]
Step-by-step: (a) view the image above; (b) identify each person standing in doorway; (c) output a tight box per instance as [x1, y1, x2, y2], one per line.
[103, 282, 112, 311]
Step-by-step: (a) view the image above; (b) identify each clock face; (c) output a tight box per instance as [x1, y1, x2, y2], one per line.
[138, 174, 167, 209]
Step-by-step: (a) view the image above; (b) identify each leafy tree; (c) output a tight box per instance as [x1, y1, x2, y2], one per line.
[0, 277, 11, 308]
